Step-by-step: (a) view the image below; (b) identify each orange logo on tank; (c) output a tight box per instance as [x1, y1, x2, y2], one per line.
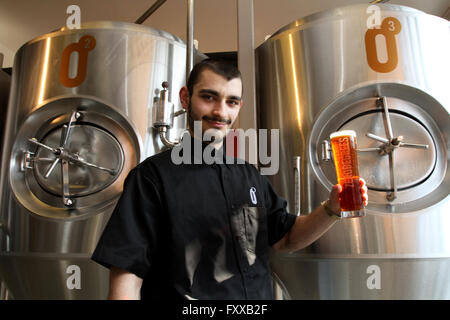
[365, 17, 401, 73]
[60, 35, 96, 87]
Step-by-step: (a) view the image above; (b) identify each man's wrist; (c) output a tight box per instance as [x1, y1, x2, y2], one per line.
[321, 200, 341, 220]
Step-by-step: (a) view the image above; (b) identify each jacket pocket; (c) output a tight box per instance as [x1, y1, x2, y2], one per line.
[231, 204, 267, 266]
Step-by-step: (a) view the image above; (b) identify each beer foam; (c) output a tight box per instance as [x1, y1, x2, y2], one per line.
[330, 130, 357, 139]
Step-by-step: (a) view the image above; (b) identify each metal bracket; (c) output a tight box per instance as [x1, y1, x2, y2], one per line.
[22, 151, 34, 171]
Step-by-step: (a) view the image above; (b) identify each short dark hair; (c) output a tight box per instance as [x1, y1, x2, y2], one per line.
[187, 58, 242, 97]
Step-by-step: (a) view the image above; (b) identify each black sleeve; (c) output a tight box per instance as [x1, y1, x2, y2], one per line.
[91, 166, 163, 279]
[260, 174, 297, 246]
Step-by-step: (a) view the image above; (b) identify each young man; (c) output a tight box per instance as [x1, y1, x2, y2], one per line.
[92, 59, 368, 300]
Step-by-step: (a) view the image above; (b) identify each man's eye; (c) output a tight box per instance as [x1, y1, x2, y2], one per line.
[201, 95, 214, 101]
[228, 100, 240, 106]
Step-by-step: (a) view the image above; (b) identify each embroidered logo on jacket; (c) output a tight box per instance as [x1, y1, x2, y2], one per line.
[250, 187, 257, 205]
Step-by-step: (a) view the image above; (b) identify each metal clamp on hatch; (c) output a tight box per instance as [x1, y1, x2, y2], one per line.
[152, 81, 186, 148]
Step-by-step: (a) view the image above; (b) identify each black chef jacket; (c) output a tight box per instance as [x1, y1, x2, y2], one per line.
[92, 136, 297, 300]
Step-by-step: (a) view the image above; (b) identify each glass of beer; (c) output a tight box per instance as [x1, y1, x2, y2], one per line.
[330, 130, 366, 218]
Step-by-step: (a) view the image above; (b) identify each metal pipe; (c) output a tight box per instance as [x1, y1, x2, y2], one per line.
[135, 0, 167, 24]
[158, 127, 178, 148]
[185, 0, 195, 131]
[186, 0, 194, 83]
[237, 0, 258, 164]
[174, 109, 186, 117]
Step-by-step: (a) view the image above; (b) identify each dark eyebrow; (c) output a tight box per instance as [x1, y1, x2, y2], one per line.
[199, 89, 219, 96]
[198, 89, 241, 101]
[227, 95, 242, 101]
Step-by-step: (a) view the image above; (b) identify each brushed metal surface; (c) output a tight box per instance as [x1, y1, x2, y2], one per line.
[0, 253, 109, 300]
[270, 252, 450, 300]
[0, 21, 205, 299]
[256, 4, 450, 299]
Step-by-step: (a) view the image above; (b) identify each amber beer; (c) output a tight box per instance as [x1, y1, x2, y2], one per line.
[330, 130, 365, 218]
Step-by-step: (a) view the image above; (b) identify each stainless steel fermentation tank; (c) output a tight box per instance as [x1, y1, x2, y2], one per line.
[0, 21, 201, 299]
[256, 4, 450, 299]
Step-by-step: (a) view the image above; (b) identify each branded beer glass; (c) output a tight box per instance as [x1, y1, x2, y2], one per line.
[330, 130, 366, 218]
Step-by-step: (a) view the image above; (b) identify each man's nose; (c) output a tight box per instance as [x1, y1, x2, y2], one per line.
[211, 100, 228, 118]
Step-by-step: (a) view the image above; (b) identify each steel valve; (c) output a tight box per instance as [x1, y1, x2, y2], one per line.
[152, 81, 186, 148]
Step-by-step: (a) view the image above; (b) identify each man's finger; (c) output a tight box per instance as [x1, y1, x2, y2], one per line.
[331, 184, 342, 198]
[328, 184, 342, 213]
[359, 177, 366, 187]
[359, 178, 369, 206]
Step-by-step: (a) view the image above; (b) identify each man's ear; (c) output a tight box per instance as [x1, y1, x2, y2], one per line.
[179, 86, 189, 110]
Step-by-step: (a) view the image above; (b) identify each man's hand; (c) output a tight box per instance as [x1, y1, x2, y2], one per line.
[328, 178, 368, 214]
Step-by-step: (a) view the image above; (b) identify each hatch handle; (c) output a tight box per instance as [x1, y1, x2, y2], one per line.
[321, 140, 332, 161]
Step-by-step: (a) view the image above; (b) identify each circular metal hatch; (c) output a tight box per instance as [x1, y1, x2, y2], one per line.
[34, 124, 124, 197]
[9, 96, 141, 219]
[309, 83, 448, 212]
[339, 111, 436, 191]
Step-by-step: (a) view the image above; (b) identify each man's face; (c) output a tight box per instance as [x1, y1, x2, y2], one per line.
[183, 69, 243, 143]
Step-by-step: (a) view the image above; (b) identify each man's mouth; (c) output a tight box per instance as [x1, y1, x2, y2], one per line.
[203, 116, 231, 128]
